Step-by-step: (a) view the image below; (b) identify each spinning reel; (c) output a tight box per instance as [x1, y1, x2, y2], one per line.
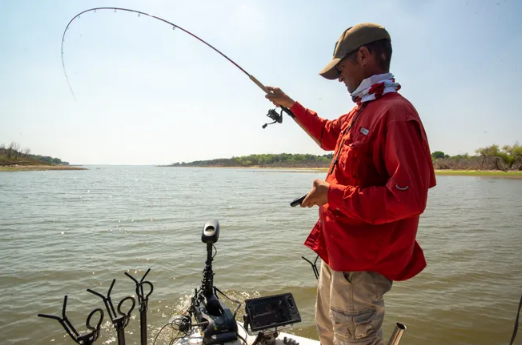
[262, 109, 283, 129]
[262, 107, 295, 129]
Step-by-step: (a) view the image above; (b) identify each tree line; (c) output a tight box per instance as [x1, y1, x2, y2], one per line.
[432, 142, 522, 171]
[169, 153, 334, 168]
[169, 142, 522, 171]
[0, 142, 69, 166]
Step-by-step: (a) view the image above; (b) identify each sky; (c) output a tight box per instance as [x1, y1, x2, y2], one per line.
[1, 0, 521, 165]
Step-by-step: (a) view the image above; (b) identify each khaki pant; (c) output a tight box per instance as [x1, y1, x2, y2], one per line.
[316, 261, 393, 345]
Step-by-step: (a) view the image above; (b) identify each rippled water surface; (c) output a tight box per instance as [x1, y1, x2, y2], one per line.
[0, 166, 521, 345]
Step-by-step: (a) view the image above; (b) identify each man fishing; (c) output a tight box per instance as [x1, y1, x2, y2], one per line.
[265, 23, 436, 345]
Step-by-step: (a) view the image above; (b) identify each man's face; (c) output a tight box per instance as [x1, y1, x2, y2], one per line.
[336, 54, 363, 93]
[335, 47, 375, 93]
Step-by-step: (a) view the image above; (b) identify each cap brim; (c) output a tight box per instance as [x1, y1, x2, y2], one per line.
[319, 57, 341, 80]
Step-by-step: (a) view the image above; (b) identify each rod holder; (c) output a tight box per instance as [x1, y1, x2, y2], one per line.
[387, 322, 406, 345]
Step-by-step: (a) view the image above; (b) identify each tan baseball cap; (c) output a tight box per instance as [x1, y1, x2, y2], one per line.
[319, 23, 391, 80]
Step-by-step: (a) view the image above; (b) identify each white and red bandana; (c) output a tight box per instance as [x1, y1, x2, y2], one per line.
[351, 73, 401, 104]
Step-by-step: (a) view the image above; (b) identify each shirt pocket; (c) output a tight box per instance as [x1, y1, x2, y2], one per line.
[338, 139, 372, 180]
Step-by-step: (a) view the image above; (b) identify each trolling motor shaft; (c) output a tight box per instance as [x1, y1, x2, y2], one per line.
[191, 220, 238, 345]
[201, 220, 218, 300]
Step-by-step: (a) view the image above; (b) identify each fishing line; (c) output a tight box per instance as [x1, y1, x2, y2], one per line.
[61, 7, 320, 144]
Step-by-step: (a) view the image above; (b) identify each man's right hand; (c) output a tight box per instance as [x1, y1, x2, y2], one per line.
[265, 86, 296, 109]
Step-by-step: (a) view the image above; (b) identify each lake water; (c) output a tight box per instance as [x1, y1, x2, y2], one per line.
[0, 166, 521, 345]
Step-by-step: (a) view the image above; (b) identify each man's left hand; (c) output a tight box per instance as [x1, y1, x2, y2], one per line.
[301, 179, 330, 207]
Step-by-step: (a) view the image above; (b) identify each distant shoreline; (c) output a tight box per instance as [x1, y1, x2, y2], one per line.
[158, 165, 328, 171]
[434, 169, 522, 178]
[0, 165, 87, 172]
[3, 164, 520, 177]
[159, 165, 522, 177]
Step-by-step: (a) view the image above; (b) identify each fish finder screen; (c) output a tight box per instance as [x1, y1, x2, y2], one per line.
[245, 293, 301, 332]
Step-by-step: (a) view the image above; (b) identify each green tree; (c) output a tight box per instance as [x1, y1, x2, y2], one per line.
[431, 151, 446, 159]
[476, 144, 500, 157]
[476, 143, 521, 167]
[502, 142, 522, 158]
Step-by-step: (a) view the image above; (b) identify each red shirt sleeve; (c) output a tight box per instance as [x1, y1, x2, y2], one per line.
[290, 102, 353, 151]
[327, 119, 436, 224]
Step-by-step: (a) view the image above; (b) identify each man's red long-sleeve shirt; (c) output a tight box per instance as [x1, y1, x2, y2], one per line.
[291, 92, 436, 281]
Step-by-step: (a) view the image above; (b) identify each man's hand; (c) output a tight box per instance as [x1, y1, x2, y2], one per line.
[265, 86, 295, 109]
[301, 179, 330, 208]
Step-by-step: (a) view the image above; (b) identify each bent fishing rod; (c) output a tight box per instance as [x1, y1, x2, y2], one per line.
[61, 7, 320, 145]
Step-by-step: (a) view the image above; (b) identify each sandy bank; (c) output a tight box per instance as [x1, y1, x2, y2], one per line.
[0, 165, 87, 172]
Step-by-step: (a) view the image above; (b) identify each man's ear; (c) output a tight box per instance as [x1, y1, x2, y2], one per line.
[359, 46, 370, 66]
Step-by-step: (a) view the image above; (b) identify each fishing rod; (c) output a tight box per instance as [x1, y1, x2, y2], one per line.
[61, 7, 320, 145]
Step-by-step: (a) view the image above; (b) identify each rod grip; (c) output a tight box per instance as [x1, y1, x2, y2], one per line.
[249, 75, 270, 94]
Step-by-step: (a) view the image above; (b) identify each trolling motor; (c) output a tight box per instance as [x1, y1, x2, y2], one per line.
[190, 220, 238, 345]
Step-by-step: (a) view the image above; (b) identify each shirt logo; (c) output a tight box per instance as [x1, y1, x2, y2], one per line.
[395, 184, 409, 191]
[360, 127, 369, 135]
